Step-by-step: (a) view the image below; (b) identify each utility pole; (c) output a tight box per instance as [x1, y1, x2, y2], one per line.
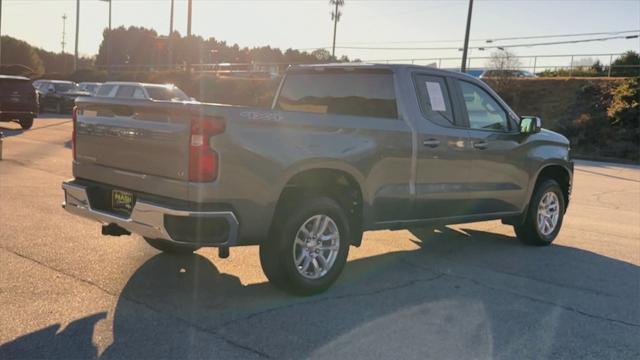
[330, 0, 344, 60]
[460, 0, 474, 72]
[74, 0, 80, 71]
[62, 14, 67, 72]
[62, 14, 67, 53]
[108, 1, 111, 74]
[0, 0, 3, 67]
[169, 0, 174, 69]
[186, 0, 192, 73]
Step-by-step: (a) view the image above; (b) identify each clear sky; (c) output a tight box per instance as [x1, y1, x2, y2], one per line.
[2, 0, 639, 68]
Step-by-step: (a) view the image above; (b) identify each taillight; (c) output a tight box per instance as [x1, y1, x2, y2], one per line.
[71, 106, 78, 161]
[189, 116, 225, 182]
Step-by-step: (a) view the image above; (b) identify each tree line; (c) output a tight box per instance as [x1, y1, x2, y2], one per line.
[95, 26, 350, 69]
[0, 36, 93, 76]
[1, 26, 351, 76]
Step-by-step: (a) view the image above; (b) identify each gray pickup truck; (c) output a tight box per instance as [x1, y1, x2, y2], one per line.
[62, 64, 573, 295]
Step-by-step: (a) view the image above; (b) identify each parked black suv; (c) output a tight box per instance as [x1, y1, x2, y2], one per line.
[0, 75, 38, 129]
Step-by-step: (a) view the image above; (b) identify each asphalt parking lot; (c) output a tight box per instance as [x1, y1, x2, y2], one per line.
[1, 117, 639, 359]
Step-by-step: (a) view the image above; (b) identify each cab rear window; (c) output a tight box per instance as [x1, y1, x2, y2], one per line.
[276, 69, 398, 119]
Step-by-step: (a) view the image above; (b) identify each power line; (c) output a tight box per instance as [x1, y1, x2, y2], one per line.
[306, 34, 639, 52]
[484, 29, 640, 43]
[299, 29, 640, 48]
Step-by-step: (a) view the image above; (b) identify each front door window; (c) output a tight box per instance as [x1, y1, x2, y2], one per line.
[460, 81, 508, 132]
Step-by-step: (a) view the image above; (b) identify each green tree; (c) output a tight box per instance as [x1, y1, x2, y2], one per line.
[0, 36, 44, 75]
[311, 48, 333, 62]
[610, 51, 640, 77]
[96, 27, 326, 69]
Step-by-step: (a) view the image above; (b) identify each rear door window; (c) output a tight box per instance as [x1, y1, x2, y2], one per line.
[115, 85, 136, 98]
[275, 69, 398, 119]
[96, 85, 114, 97]
[413, 75, 456, 127]
[132, 87, 146, 99]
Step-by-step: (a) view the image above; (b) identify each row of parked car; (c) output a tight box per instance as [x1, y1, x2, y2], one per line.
[0, 76, 191, 129]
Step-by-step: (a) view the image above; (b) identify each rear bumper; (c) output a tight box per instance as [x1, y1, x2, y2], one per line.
[61, 181, 240, 247]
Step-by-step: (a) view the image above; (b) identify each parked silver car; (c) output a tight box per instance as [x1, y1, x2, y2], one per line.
[94, 82, 191, 101]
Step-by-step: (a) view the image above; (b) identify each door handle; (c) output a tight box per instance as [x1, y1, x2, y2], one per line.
[423, 139, 441, 148]
[473, 141, 488, 150]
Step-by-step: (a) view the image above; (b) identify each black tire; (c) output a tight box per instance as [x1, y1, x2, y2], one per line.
[19, 117, 34, 130]
[514, 179, 565, 246]
[260, 196, 351, 296]
[143, 237, 201, 254]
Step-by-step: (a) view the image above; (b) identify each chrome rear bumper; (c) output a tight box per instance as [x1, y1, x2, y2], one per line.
[62, 181, 239, 246]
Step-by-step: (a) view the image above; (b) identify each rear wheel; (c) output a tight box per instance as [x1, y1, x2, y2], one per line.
[19, 117, 34, 130]
[260, 196, 350, 296]
[514, 179, 565, 246]
[143, 237, 201, 254]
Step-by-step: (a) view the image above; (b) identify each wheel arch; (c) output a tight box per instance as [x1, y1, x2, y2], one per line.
[533, 163, 572, 210]
[505, 162, 572, 227]
[273, 163, 367, 246]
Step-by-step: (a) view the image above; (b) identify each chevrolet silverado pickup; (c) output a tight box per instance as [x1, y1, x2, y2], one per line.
[62, 64, 573, 295]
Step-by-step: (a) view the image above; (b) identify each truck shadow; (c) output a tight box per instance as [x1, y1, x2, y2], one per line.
[0, 125, 24, 137]
[1, 115, 72, 138]
[3, 227, 639, 359]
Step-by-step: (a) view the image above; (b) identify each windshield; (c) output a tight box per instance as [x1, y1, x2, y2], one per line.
[54, 83, 80, 93]
[144, 86, 190, 101]
[82, 84, 99, 92]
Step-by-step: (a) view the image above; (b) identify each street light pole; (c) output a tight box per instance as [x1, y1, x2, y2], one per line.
[0, 0, 3, 67]
[107, 0, 111, 74]
[169, 0, 174, 69]
[74, 0, 80, 71]
[186, 0, 192, 73]
[460, 0, 474, 72]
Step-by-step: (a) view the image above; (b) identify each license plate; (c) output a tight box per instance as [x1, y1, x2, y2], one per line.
[112, 190, 135, 213]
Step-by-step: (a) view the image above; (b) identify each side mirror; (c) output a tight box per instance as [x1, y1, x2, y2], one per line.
[520, 116, 542, 134]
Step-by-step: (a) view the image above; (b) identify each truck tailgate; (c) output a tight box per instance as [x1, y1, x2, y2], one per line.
[75, 101, 190, 181]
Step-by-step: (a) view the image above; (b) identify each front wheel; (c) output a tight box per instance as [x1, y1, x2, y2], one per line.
[514, 179, 565, 246]
[143, 237, 201, 254]
[260, 197, 350, 296]
[19, 117, 34, 130]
